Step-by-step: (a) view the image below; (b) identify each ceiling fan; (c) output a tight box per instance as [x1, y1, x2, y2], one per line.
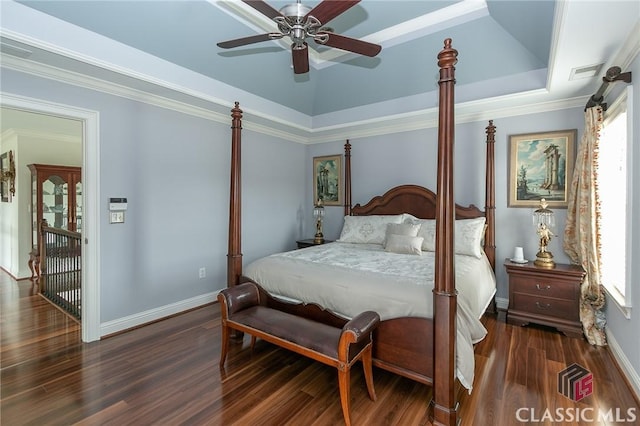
[217, 0, 382, 74]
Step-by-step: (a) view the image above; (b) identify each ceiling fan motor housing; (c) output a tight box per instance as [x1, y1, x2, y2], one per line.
[275, 3, 322, 47]
[218, 0, 382, 74]
[278, 3, 311, 19]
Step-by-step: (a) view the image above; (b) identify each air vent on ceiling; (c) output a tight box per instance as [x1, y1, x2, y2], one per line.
[569, 63, 603, 81]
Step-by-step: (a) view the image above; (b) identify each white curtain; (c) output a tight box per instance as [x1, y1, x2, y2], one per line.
[563, 106, 606, 346]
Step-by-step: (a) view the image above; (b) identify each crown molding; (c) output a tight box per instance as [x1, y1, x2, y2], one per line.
[2, 51, 587, 146]
[0, 128, 19, 141]
[0, 53, 310, 144]
[616, 18, 640, 71]
[0, 127, 81, 144]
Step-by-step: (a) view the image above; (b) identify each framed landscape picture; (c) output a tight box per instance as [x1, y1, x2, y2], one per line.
[508, 129, 577, 208]
[313, 154, 342, 206]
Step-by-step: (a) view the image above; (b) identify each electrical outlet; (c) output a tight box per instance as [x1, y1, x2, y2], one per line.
[199, 267, 206, 279]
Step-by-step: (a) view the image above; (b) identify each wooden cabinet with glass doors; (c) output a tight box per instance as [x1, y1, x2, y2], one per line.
[28, 164, 82, 279]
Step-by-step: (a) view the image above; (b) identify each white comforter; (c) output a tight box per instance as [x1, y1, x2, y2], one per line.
[244, 242, 495, 391]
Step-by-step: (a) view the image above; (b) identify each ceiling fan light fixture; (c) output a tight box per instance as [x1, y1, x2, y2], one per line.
[218, 0, 381, 74]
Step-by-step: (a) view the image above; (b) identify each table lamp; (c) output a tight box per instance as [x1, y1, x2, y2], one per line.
[313, 199, 325, 244]
[533, 198, 555, 268]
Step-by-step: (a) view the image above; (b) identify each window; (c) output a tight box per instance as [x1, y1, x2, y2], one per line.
[597, 87, 632, 314]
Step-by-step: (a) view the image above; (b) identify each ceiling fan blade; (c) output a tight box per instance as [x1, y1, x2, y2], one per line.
[316, 32, 381, 57]
[292, 43, 310, 74]
[242, 0, 283, 20]
[217, 33, 282, 49]
[305, 0, 360, 25]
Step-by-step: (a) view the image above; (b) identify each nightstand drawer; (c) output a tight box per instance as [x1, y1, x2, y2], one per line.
[511, 293, 579, 322]
[509, 275, 577, 300]
[505, 260, 585, 338]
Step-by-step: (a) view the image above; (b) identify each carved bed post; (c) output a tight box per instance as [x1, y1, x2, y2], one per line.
[227, 102, 243, 288]
[344, 140, 352, 216]
[484, 120, 497, 270]
[432, 38, 458, 426]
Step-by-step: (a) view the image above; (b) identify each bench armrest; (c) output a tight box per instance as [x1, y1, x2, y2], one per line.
[217, 282, 260, 316]
[342, 311, 380, 344]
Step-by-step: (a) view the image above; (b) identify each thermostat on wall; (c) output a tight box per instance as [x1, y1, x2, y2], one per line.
[109, 197, 128, 211]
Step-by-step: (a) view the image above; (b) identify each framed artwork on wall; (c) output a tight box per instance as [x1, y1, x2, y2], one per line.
[508, 129, 577, 208]
[313, 154, 342, 206]
[1, 151, 16, 203]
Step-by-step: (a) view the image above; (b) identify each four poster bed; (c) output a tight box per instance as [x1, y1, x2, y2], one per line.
[225, 39, 496, 425]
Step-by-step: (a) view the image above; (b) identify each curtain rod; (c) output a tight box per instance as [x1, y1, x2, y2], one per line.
[585, 66, 632, 111]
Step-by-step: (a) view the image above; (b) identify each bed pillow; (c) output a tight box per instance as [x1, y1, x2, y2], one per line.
[455, 217, 486, 258]
[338, 214, 404, 244]
[384, 234, 424, 255]
[384, 223, 421, 248]
[404, 216, 486, 258]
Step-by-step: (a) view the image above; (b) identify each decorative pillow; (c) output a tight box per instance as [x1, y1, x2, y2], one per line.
[384, 223, 421, 248]
[404, 216, 486, 258]
[338, 215, 404, 244]
[455, 217, 486, 258]
[384, 234, 424, 255]
[404, 217, 436, 251]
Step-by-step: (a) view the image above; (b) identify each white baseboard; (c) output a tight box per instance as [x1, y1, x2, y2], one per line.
[606, 328, 640, 401]
[496, 296, 509, 311]
[100, 292, 217, 337]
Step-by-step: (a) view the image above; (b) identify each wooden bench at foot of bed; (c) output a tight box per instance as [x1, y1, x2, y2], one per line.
[217, 282, 381, 426]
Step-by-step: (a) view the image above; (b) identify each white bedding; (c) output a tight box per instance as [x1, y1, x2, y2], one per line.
[244, 241, 496, 391]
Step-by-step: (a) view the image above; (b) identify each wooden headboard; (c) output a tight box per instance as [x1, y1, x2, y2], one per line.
[350, 184, 485, 220]
[343, 120, 497, 271]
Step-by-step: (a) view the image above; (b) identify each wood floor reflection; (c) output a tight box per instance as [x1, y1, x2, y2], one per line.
[2, 271, 638, 425]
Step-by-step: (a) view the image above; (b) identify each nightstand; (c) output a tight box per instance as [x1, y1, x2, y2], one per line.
[296, 239, 333, 249]
[505, 259, 585, 338]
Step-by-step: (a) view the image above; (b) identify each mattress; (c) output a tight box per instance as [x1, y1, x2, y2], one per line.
[245, 242, 495, 321]
[244, 241, 496, 391]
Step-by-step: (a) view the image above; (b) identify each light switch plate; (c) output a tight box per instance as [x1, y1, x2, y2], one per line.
[110, 211, 125, 224]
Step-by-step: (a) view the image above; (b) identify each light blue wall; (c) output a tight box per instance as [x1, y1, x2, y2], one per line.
[305, 64, 640, 391]
[1, 68, 305, 323]
[309, 109, 584, 301]
[242, 128, 307, 262]
[3, 57, 639, 389]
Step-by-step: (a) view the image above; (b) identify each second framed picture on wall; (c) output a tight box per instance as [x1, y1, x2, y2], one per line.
[508, 129, 577, 208]
[313, 154, 342, 206]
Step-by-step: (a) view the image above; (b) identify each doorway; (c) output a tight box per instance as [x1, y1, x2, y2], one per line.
[0, 93, 100, 342]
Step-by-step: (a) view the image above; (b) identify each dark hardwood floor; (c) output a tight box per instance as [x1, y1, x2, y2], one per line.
[2, 271, 638, 425]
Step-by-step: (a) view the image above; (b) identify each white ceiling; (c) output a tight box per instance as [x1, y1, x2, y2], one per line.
[1, 1, 639, 139]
